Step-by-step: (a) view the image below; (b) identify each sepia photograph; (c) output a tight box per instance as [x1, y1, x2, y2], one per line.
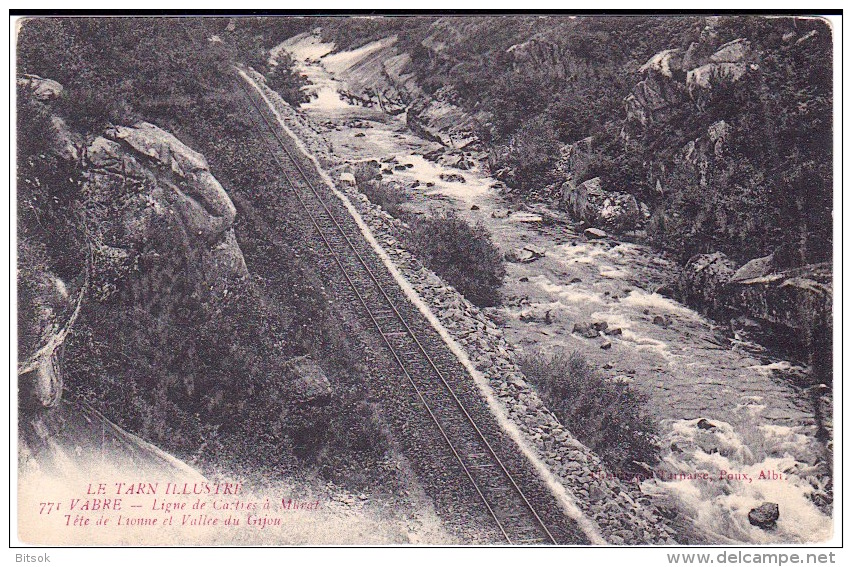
[11, 10, 839, 552]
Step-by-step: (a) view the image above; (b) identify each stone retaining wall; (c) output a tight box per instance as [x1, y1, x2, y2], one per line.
[250, 70, 679, 544]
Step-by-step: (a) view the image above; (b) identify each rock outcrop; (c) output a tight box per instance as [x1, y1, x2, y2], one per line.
[17, 73, 64, 101]
[507, 38, 569, 78]
[624, 62, 686, 129]
[17, 76, 247, 411]
[556, 136, 593, 178]
[561, 177, 642, 233]
[623, 19, 757, 139]
[84, 121, 247, 297]
[678, 119, 734, 182]
[286, 355, 333, 405]
[406, 90, 483, 149]
[675, 251, 832, 347]
[686, 38, 753, 91]
[676, 252, 738, 314]
[728, 262, 832, 336]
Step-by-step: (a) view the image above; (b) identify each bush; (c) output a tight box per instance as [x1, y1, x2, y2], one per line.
[499, 116, 561, 191]
[519, 350, 659, 474]
[362, 180, 408, 218]
[406, 212, 505, 307]
[265, 54, 309, 107]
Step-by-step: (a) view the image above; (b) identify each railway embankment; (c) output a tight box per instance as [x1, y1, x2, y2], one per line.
[243, 68, 679, 545]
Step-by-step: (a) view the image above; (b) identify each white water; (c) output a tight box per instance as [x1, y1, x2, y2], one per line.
[273, 32, 350, 111]
[645, 412, 832, 543]
[273, 32, 833, 544]
[240, 69, 606, 544]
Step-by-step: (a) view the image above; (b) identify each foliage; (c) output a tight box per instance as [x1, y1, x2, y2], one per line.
[642, 17, 833, 265]
[406, 212, 505, 307]
[17, 17, 391, 483]
[17, 18, 233, 136]
[334, 15, 832, 264]
[265, 54, 310, 106]
[499, 116, 561, 191]
[519, 350, 660, 475]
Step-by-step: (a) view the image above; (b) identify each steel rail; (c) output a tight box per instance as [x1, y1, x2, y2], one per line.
[236, 74, 558, 545]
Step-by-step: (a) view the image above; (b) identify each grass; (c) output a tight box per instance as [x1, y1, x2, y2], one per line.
[519, 349, 660, 475]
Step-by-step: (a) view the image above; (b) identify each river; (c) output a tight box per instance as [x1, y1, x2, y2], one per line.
[271, 32, 833, 544]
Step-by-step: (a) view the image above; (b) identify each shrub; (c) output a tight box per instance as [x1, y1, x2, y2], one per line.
[362, 180, 408, 218]
[647, 157, 779, 264]
[406, 212, 505, 307]
[265, 54, 309, 107]
[498, 116, 561, 191]
[519, 350, 659, 475]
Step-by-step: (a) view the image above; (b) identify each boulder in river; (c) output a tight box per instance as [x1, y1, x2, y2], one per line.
[584, 227, 608, 240]
[572, 322, 601, 338]
[439, 172, 466, 183]
[748, 502, 780, 529]
[563, 177, 642, 232]
[505, 245, 545, 264]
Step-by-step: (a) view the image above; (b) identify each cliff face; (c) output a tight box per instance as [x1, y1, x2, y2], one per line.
[621, 17, 829, 200]
[622, 19, 833, 343]
[84, 121, 247, 296]
[17, 75, 247, 412]
[621, 30, 759, 178]
[623, 37, 754, 132]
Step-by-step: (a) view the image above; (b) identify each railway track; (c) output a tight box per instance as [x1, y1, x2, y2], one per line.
[236, 73, 580, 545]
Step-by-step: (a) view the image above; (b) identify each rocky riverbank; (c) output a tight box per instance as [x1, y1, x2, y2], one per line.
[249, 69, 680, 544]
[250, 34, 833, 542]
